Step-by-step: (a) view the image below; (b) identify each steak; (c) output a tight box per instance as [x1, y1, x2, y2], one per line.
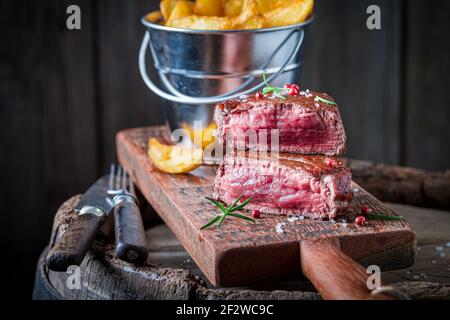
[213, 152, 353, 220]
[215, 92, 347, 156]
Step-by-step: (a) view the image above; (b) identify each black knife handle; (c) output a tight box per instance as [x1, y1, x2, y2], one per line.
[114, 196, 148, 264]
[46, 213, 104, 272]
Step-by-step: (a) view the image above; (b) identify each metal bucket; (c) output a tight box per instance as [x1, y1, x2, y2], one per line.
[139, 16, 313, 132]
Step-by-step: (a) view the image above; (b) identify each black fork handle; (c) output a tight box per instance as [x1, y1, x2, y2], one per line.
[113, 195, 148, 264]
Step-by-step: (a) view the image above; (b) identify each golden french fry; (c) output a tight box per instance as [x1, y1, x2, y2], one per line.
[238, 15, 265, 29]
[263, 0, 314, 27]
[255, 0, 284, 13]
[232, 0, 264, 30]
[168, 15, 233, 30]
[194, 0, 223, 16]
[182, 122, 217, 149]
[160, 0, 180, 21]
[167, 1, 194, 23]
[148, 138, 203, 174]
[224, 0, 243, 17]
[146, 10, 163, 23]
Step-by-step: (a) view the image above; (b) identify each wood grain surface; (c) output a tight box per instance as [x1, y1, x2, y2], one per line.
[33, 196, 450, 300]
[116, 126, 416, 287]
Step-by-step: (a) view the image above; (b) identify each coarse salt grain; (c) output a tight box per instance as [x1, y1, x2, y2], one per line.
[446, 242, 450, 247]
[432, 260, 437, 264]
[440, 252, 446, 257]
[435, 246, 444, 252]
[239, 95, 249, 99]
[276, 223, 286, 234]
[288, 217, 299, 223]
[299, 216, 305, 220]
[330, 219, 336, 224]
[315, 103, 320, 107]
[353, 188, 360, 193]
[342, 223, 348, 228]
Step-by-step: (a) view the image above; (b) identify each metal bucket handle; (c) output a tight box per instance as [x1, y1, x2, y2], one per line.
[139, 28, 305, 105]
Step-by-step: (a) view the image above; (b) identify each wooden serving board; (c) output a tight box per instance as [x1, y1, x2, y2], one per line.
[117, 126, 416, 293]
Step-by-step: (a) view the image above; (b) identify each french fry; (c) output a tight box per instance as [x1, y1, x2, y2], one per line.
[194, 0, 223, 16]
[145, 10, 163, 23]
[148, 138, 203, 174]
[168, 15, 233, 30]
[167, 1, 195, 23]
[182, 122, 217, 149]
[232, 0, 264, 30]
[263, 0, 314, 27]
[239, 15, 265, 29]
[155, 0, 314, 30]
[255, 0, 284, 13]
[224, 0, 243, 17]
[160, 0, 179, 21]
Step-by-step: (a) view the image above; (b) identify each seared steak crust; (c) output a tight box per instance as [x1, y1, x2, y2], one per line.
[215, 92, 347, 156]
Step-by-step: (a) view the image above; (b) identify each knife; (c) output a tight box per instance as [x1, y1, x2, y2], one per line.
[46, 175, 113, 272]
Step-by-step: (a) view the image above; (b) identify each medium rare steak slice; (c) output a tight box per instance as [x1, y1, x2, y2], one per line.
[215, 92, 346, 156]
[213, 152, 352, 220]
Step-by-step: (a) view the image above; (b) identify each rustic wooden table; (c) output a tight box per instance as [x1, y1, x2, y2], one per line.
[33, 196, 450, 300]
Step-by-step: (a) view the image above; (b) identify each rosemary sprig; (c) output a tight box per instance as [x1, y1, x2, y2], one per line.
[201, 196, 255, 230]
[315, 96, 337, 105]
[262, 74, 287, 100]
[367, 214, 404, 221]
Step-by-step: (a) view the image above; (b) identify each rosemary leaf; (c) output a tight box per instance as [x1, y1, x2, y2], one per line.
[228, 195, 243, 210]
[205, 197, 227, 214]
[217, 213, 228, 228]
[315, 96, 337, 105]
[230, 197, 253, 212]
[228, 213, 256, 224]
[273, 92, 287, 100]
[200, 195, 255, 230]
[200, 215, 222, 230]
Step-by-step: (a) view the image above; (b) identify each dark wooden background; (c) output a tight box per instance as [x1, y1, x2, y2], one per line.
[0, 0, 449, 298]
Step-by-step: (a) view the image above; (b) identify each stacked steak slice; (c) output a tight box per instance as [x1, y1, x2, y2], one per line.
[215, 92, 346, 156]
[213, 152, 352, 220]
[213, 91, 352, 220]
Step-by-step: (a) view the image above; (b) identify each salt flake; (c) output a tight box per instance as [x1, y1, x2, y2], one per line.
[275, 223, 286, 234]
[288, 216, 299, 223]
[435, 246, 444, 252]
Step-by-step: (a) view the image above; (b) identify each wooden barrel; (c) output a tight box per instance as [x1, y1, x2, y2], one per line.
[33, 196, 450, 300]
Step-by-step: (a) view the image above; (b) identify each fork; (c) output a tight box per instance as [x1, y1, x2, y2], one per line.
[109, 164, 148, 264]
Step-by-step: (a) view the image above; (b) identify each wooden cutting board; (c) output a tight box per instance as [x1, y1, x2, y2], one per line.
[117, 126, 416, 299]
